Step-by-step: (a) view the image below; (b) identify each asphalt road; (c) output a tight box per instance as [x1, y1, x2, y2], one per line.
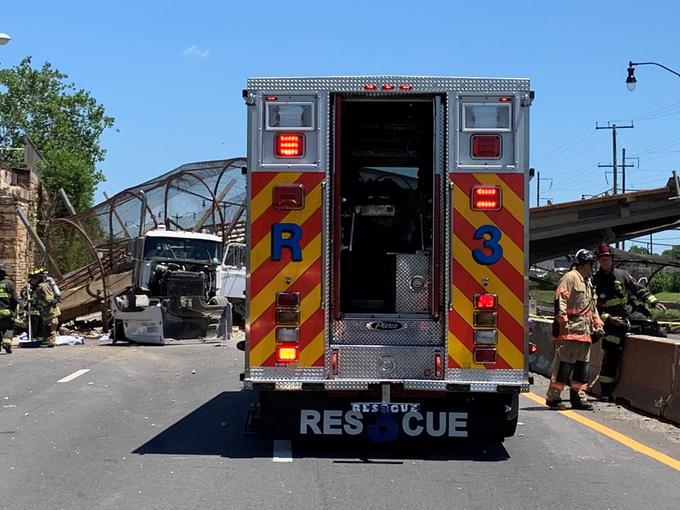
[2, 337, 680, 510]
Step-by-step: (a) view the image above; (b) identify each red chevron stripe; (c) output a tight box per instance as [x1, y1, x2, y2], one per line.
[497, 172, 525, 200]
[250, 211, 322, 297]
[447, 355, 461, 369]
[249, 258, 322, 349]
[452, 174, 524, 248]
[250, 172, 279, 197]
[452, 217, 524, 304]
[250, 173, 325, 246]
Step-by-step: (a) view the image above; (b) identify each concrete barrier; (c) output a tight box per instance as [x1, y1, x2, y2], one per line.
[614, 335, 680, 418]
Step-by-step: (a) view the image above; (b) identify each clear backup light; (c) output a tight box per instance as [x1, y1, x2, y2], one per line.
[275, 133, 305, 158]
[471, 134, 502, 159]
[276, 327, 299, 343]
[473, 311, 497, 327]
[473, 329, 498, 345]
[471, 186, 501, 210]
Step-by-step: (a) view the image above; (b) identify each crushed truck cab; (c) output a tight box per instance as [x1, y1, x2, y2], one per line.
[242, 76, 532, 441]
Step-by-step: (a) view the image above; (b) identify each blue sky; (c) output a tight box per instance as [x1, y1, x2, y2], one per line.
[2, 1, 680, 250]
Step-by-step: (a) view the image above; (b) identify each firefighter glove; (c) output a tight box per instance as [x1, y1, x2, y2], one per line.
[655, 301, 667, 312]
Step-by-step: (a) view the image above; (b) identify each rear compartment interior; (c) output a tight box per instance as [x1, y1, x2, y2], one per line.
[336, 98, 436, 315]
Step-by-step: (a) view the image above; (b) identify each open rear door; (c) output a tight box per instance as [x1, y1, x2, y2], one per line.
[330, 94, 446, 380]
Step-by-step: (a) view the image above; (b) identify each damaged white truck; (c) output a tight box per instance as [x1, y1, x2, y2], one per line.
[110, 226, 236, 344]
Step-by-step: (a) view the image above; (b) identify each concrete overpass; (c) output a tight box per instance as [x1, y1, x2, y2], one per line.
[530, 175, 680, 263]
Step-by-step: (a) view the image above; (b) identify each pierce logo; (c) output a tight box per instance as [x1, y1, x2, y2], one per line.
[367, 321, 405, 331]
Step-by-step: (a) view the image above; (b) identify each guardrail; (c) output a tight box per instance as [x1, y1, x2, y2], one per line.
[529, 316, 680, 424]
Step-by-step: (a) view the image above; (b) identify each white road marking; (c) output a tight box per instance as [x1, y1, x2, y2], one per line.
[57, 369, 91, 383]
[272, 440, 293, 463]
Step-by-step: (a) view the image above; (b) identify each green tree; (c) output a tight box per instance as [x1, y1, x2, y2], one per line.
[628, 245, 650, 255]
[661, 245, 680, 260]
[649, 270, 670, 294]
[0, 56, 114, 212]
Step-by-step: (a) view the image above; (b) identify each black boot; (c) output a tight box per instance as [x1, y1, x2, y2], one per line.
[570, 390, 593, 410]
[599, 383, 614, 402]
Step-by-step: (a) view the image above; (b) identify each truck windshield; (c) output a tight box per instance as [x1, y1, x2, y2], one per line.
[144, 237, 222, 264]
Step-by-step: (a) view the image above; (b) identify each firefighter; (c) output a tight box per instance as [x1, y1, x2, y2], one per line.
[28, 267, 61, 347]
[546, 249, 604, 410]
[0, 265, 18, 354]
[593, 243, 667, 401]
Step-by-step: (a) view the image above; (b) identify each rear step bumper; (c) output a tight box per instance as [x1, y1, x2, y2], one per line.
[245, 378, 530, 393]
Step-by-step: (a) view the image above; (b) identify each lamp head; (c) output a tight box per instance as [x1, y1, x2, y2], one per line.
[626, 62, 637, 91]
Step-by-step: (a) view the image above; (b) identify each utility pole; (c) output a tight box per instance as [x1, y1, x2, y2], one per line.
[597, 122, 634, 194]
[536, 171, 552, 207]
[620, 148, 635, 194]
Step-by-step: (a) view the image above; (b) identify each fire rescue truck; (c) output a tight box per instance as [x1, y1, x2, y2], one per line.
[241, 76, 532, 441]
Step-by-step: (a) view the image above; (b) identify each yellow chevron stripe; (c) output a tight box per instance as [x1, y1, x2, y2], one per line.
[299, 331, 325, 367]
[250, 283, 322, 366]
[251, 172, 303, 221]
[249, 233, 321, 322]
[448, 331, 479, 369]
[472, 173, 525, 225]
[452, 232, 524, 323]
[453, 184, 523, 273]
[250, 182, 322, 273]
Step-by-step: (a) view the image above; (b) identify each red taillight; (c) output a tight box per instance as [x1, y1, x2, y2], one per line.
[363, 83, 377, 90]
[434, 354, 442, 377]
[475, 293, 497, 310]
[529, 342, 539, 354]
[473, 348, 497, 364]
[382, 83, 395, 90]
[276, 291, 300, 308]
[265, 95, 278, 101]
[275, 133, 304, 158]
[471, 134, 502, 159]
[276, 344, 299, 362]
[331, 350, 339, 375]
[499, 97, 512, 102]
[273, 184, 304, 210]
[399, 84, 413, 91]
[471, 186, 501, 210]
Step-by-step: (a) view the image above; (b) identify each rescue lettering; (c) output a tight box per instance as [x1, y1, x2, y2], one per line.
[299, 410, 469, 438]
[271, 223, 303, 261]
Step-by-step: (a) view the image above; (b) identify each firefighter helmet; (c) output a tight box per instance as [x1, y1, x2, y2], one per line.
[596, 243, 613, 258]
[573, 249, 596, 266]
[28, 267, 48, 277]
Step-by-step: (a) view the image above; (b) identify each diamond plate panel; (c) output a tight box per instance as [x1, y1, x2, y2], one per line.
[395, 253, 430, 314]
[334, 345, 443, 379]
[446, 369, 527, 383]
[249, 367, 326, 380]
[332, 317, 444, 345]
[248, 76, 530, 94]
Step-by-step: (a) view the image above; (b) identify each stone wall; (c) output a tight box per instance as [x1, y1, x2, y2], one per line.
[0, 162, 39, 289]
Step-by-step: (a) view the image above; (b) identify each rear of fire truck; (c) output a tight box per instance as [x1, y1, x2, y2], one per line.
[242, 76, 532, 441]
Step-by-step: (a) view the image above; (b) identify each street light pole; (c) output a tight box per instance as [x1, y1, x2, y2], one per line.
[626, 60, 680, 91]
[0, 33, 11, 46]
